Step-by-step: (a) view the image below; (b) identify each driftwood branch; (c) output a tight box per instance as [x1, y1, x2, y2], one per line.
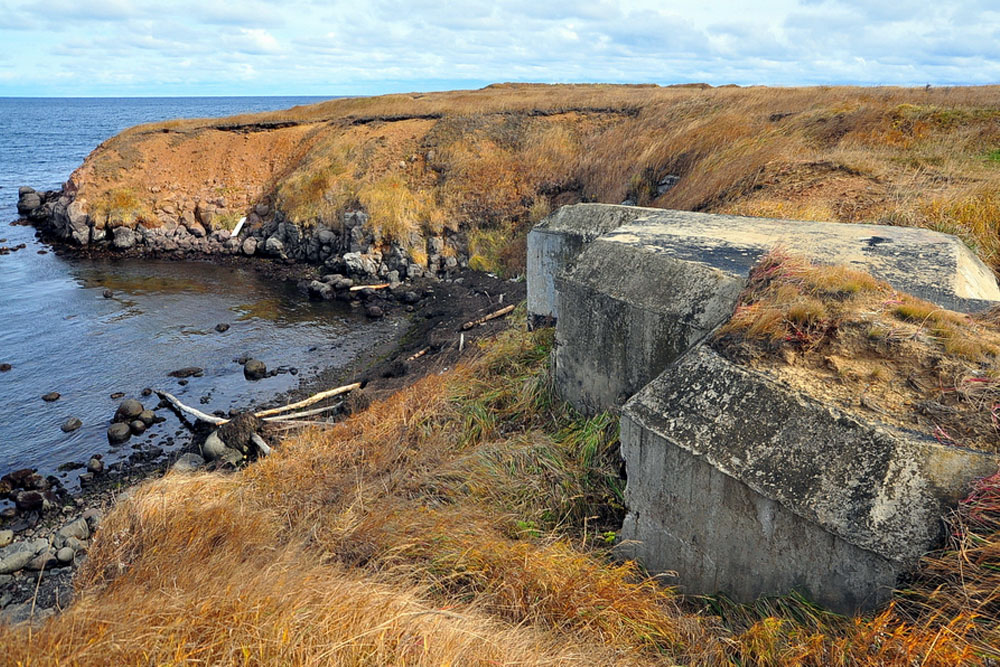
[250, 433, 272, 456]
[461, 305, 515, 330]
[254, 382, 361, 418]
[263, 402, 343, 423]
[348, 283, 390, 292]
[157, 391, 228, 425]
[406, 347, 429, 362]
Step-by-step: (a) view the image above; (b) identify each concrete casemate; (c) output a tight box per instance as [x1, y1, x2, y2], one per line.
[527, 203, 1000, 613]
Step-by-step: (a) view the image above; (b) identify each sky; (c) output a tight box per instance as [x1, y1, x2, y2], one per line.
[0, 0, 998, 96]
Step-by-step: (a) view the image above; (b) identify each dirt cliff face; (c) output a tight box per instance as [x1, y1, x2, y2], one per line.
[21, 83, 1000, 280]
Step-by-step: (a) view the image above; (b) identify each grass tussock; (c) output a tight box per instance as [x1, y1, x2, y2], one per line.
[2, 310, 999, 663]
[717, 250, 1000, 452]
[73, 83, 1000, 276]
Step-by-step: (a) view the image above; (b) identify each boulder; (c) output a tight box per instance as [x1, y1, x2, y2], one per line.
[115, 399, 143, 422]
[241, 237, 258, 256]
[243, 359, 267, 380]
[86, 456, 104, 475]
[56, 547, 74, 564]
[57, 517, 90, 541]
[60, 417, 82, 433]
[171, 452, 206, 473]
[16, 190, 41, 215]
[307, 280, 333, 300]
[41, 392, 60, 402]
[264, 236, 284, 256]
[107, 422, 131, 444]
[111, 226, 136, 250]
[186, 221, 207, 238]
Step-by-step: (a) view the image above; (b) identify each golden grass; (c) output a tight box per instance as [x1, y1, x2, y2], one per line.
[71, 83, 1000, 276]
[3, 310, 1000, 664]
[717, 251, 1000, 451]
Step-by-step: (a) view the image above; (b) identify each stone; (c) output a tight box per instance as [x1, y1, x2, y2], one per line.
[78, 472, 95, 488]
[241, 237, 258, 256]
[60, 417, 82, 433]
[14, 490, 44, 512]
[17, 191, 41, 215]
[57, 517, 90, 541]
[0, 363, 11, 372]
[111, 226, 136, 249]
[107, 422, 131, 444]
[264, 235, 284, 256]
[115, 399, 143, 422]
[618, 345, 1000, 612]
[202, 431, 242, 465]
[129, 419, 147, 435]
[56, 547, 74, 564]
[186, 221, 206, 238]
[138, 410, 156, 426]
[65, 536, 86, 553]
[215, 323, 230, 333]
[171, 452, 206, 473]
[86, 456, 104, 475]
[41, 391, 60, 402]
[307, 280, 333, 300]
[366, 305, 384, 319]
[26, 551, 58, 571]
[243, 359, 267, 380]
[0, 530, 12, 548]
[81, 508, 102, 531]
[168, 366, 203, 378]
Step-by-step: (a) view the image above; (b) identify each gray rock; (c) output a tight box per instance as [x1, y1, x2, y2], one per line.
[56, 547, 74, 564]
[86, 456, 104, 475]
[26, 551, 58, 571]
[241, 237, 258, 256]
[0, 530, 12, 548]
[254, 202, 269, 217]
[112, 226, 136, 250]
[115, 399, 143, 422]
[78, 472, 95, 488]
[82, 508, 102, 531]
[0, 539, 48, 574]
[307, 280, 333, 300]
[264, 235, 284, 256]
[17, 191, 41, 215]
[129, 419, 147, 435]
[243, 359, 267, 380]
[138, 410, 156, 425]
[107, 422, 131, 444]
[186, 221, 206, 238]
[41, 391, 60, 402]
[202, 432, 242, 464]
[366, 305, 384, 319]
[215, 323, 230, 333]
[172, 452, 206, 473]
[65, 537, 86, 553]
[57, 517, 90, 541]
[14, 490, 45, 512]
[60, 417, 82, 433]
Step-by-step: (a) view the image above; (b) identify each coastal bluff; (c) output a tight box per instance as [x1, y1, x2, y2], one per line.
[527, 203, 1000, 612]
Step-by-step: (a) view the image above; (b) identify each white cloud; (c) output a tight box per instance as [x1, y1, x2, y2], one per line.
[0, 0, 999, 95]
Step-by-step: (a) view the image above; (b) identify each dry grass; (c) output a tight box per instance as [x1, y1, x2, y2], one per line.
[717, 250, 1000, 452]
[1, 310, 999, 664]
[68, 83, 1000, 276]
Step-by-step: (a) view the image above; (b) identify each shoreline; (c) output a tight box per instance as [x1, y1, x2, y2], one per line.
[0, 227, 524, 623]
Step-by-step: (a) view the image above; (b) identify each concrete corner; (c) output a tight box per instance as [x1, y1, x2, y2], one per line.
[619, 346, 1000, 612]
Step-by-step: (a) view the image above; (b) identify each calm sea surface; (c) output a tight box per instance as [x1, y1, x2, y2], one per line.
[0, 97, 390, 482]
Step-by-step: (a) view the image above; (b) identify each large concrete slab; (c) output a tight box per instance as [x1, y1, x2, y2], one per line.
[619, 346, 1000, 612]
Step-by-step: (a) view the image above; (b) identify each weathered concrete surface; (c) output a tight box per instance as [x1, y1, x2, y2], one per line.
[546, 205, 1000, 415]
[619, 346, 1000, 612]
[553, 239, 743, 414]
[526, 204, 649, 327]
[602, 207, 1000, 312]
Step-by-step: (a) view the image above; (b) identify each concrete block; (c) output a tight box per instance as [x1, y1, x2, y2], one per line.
[553, 240, 743, 414]
[526, 204, 648, 327]
[619, 346, 1000, 612]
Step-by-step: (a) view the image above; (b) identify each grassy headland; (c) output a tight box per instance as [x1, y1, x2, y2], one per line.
[70, 83, 1000, 275]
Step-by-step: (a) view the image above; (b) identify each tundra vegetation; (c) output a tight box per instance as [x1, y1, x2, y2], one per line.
[73, 83, 1000, 275]
[2, 308, 999, 664]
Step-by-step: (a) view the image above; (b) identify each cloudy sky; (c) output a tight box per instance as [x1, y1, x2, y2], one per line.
[0, 0, 998, 96]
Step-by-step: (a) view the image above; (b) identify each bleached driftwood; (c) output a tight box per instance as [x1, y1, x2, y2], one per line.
[250, 433, 272, 456]
[406, 347, 429, 362]
[460, 305, 515, 330]
[156, 391, 228, 425]
[254, 382, 361, 418]
[263, 402, 343, 423]
[348, 283, 390, 292]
